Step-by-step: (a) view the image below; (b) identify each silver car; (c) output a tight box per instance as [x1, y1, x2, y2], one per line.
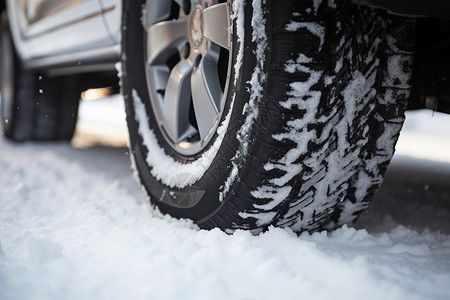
[1, 0, 449, 233]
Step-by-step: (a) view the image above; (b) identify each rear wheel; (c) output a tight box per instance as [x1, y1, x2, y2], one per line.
[122, 0, 414, 233]
[0, 11, 80, 142]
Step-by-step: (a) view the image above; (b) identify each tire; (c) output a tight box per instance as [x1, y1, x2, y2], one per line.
[122, 0, 414, 233]
[0, 11, 80, 142]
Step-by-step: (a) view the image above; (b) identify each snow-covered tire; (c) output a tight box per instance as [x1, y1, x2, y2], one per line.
[122, 0, 414, 233]
[0, 11, 80, 142]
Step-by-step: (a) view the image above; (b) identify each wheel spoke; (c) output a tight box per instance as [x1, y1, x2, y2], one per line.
[203, 3, 230, 50]
[163, 60, 194, 143]
[146, 65, 170, 111]
[147, 19, 187, 65]
[143, 1, 231, 155]
[191, 53, 222, 139]
[143, 0, 172, 26]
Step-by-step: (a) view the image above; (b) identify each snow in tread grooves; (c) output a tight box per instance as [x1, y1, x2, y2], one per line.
[313, 0, 323, 14]
[220, 0, 267, 202]
[231, 0, 245, 86]
[132, 89, 232, 188]
[243, 2, 403, 231]
[242, 44, 324, 228]
[285, 22, 325, 50]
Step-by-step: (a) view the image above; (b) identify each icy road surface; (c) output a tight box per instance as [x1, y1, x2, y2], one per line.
[1, 98, 450, 299]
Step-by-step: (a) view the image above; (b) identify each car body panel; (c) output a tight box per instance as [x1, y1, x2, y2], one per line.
[21, 0, 91, 26]
[2, 0, 448, 73]
[98, 0, 121, 44]
[6, 0, 117, 67]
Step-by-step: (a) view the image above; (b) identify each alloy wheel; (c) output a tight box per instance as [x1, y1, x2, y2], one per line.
[143, 0, 231, 156]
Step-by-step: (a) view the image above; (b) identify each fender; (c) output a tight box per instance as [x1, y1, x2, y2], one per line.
[2, 0, 117, 69]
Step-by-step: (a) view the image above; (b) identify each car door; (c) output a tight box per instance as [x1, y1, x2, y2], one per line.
[98, 0, 121, 44]
[6, 0, 113, 61]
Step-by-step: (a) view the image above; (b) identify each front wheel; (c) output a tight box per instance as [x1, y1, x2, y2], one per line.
[121, 0, 414, 233]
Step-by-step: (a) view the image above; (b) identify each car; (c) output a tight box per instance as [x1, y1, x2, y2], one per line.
[0, 0, 449, 233]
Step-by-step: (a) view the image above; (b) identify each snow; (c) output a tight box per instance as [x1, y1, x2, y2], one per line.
[220, 0, 267, 202]
[231, 0, 245, 86]
[0, 137, 448, 300]
[0, 95, 449, 299]
[72, 96, 128, 148]
[1, 1, 450, 298]
[251, 186, 292, 210]
[384, 54, 412, 89]
[396, 110, 450, 163]
[285, 22, 325, 50]
[243, 18, 329, 227]
[313, 0, 323, 14]
[131, 89, 232, 189]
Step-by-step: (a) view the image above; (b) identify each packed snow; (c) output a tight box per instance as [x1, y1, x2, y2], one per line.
[231, 0, 245, 86]
[1, 99, 450, 299]
[131, 89, 232, 189]
[2, 0, 450, 298]
[220, 0, 267, 203]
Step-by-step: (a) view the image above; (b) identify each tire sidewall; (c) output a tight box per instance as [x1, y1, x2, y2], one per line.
[0, 11, 15, 136]
[122, 0, 257, 222]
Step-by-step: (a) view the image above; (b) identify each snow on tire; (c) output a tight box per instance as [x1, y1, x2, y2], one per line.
[121, 0, 414, 233]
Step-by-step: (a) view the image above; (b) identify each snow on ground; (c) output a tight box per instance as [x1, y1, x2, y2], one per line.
[1, 98, 450, 299]
[396, 110, 450, 163]
[72, 96, 128, 148]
